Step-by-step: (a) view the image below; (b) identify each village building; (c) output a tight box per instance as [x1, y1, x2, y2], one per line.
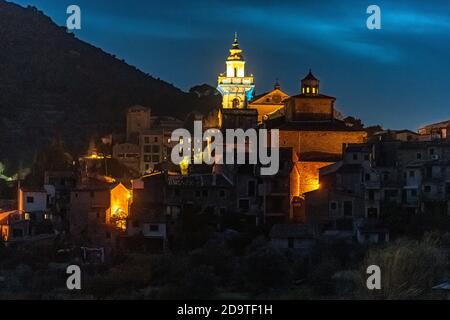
[68, 181, 131, 247]
[418, 119, 450, 140]
[0, 210, 29, 242]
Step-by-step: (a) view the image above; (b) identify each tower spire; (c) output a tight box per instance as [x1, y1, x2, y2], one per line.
[274, 78, 281, 90]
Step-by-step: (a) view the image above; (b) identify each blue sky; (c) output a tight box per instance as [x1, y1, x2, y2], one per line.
[13, 0, 450, 130]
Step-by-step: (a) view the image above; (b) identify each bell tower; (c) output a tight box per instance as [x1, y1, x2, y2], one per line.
[217, 33, 255, 109]
[301, 69, 320, 96]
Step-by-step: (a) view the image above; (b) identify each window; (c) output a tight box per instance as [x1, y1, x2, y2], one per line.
[429, 148, 435, 155]
[144, 155, 151, 162]
[154, 137, 158, 143]
[219, 207, 226, 216]
[219, 189, 226, 198]
[384, 189, 398, 201]
[24, 213, 30, 220]
[383, 172, 389, 181]
[232, 98, 240, 108]
[151, 155, 160, 163]
[145, 164, 150, 170]
[248, 180, 256, 197]
[144, 146, 152, 153]
[330, 202, 338, 211]
[424, 185, 431, 193]
[409, 171, 415, 178]
[369, 190, 375, 201]
[367, 208, 378, 219]
[416, 152, 422, 160]
[306, 87, 310, 93]
[239, 199, 250, 212]
[411, 189, 417, 197]
[234, 67, 237, 77]
[149, 224, 159, 232]
[152, 145, 160, 153]
[312, 87, 316, 94]
[343, 201, 353, 217]
[90, 191, 95, 198]
[353, 153, 358, 160]
[26, 196, 34, 203]
[365, 173, 371, 181]
[288, 238, 294, 249]
[426, 167, 432, 178]
[144, 137, 150, 144]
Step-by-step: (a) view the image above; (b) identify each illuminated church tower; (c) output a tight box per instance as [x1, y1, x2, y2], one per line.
[217, 33, 255, 109]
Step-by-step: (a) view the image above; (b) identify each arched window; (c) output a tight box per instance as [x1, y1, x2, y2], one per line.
[232, 98, 240, 108]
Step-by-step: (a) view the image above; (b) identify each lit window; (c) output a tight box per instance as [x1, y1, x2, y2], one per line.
[312, 87, 316, 94]
[306, 87, 310, 93]
[24, 213, 30, 220]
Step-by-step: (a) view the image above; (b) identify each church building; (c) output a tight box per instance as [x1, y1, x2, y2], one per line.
[214, 35, 367, 222]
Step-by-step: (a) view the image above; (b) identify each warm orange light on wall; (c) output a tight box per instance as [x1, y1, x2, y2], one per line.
[108, 183, 131, 231]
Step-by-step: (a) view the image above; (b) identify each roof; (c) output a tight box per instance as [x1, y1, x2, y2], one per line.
[302, 70, 318, 81]
[167, 173, 233, 188]
[249, 88, 289, 104]
[269, 224, 313, 239]
[419, 120, 450, 131]
[128, 105, 150, 112]
[72, 179, 119, 191]
[394, 129, 419, 135]
[0, 210, 20, 224]
[345, 144, 372, 152]
[221, 108, 258, 115]
[267, 117, 366, 132]
[20, 187, 47, 193]
[289, 93, 336, 100]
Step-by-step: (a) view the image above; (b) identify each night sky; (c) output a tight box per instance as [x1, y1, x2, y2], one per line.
[14, 0, 450, 130]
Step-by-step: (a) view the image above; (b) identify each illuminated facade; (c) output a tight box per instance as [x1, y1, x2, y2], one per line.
[217, 34, 255, 109]
[248, 80, 290, 124]
[265, 71, 367, 221]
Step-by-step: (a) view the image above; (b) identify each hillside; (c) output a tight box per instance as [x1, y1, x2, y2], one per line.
[0, 1, 220, 171]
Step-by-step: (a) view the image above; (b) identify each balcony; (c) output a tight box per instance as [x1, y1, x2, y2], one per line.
[218, 76, 254, 85]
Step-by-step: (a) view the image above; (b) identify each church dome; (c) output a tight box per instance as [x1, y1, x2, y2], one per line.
[301, 69, 319, 96]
